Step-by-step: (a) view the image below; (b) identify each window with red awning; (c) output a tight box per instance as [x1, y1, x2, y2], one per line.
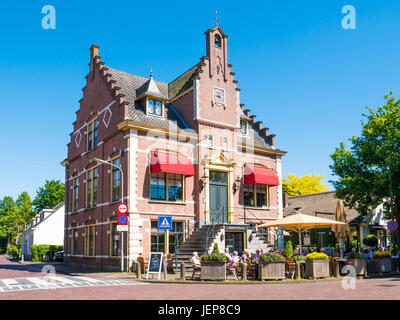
[244, 166, 279, 186]
[150, 151, 195, 177]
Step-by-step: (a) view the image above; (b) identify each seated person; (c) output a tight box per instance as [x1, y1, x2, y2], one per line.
[293, 249, 300, 256]
[227, 251, 239, 270]
[223, 248, 232, 261]
[191, 251, 201, 267]
[363, 248, 373, 261]
[252, 249, 261, 262]
[240, 249, 250, 265]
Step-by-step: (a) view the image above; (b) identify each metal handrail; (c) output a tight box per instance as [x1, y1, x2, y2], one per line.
[173, 219, 200, 270]
[244, 208, 265, 224]
[205, 207, 226, 253]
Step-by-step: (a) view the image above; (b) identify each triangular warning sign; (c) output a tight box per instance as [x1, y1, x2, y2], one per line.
[160, 218, 170, 228]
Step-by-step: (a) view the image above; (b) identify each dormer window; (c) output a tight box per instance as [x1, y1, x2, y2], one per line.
[215, 35, 221, 48]
[240, 120, 248, 135]
[147, 98, 163, 116]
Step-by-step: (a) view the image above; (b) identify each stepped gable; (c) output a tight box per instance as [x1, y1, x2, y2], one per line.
[238, 103, 276, 149]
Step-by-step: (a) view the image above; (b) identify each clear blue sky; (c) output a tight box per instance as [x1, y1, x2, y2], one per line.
[1, 0, 400, 200]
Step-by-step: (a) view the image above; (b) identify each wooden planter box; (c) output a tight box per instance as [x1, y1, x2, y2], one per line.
[258, 261, 286, 280]
[373, 258, 392, 273]
[201, 261, 226, 281]
[305, 259, 330, 279]
[346, 258, 367, 276]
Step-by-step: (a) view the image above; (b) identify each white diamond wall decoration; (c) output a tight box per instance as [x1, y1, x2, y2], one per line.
[74, 131, 82, 148]
[103, 107, 112, 128]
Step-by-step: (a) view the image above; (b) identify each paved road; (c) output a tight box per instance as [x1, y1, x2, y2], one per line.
[1, 255, 399, 300]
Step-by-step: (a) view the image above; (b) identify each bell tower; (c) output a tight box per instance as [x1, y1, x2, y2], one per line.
[205, 26, 229, 82]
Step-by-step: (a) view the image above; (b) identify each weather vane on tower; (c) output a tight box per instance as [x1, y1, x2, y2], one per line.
[214, 10, 219, 27]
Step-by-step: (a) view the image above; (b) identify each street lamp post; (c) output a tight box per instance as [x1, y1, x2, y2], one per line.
[93, 157, 125, 272]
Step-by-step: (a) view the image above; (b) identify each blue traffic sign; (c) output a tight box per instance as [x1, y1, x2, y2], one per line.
[117, 214, 128, 225]
[158, 216, 172, 230]
[387, 220, 398, 232]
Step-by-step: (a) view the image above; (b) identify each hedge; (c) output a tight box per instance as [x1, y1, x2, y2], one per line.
[31, 244, 63, 262]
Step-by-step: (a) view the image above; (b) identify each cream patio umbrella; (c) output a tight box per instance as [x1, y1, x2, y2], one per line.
[256, 213, 346, 255]
[331, 200, 350, 258]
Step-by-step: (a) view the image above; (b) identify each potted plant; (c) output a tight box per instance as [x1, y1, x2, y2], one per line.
[362, 235, 378, 248]
[258, 253, 286, 280]
[372, 251, 392, 273]
[200, 253, 227, 280]
[305, 252, 330, 279]
[346, 252, 367, 276]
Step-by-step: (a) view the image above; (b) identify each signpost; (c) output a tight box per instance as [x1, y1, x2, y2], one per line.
[146, 252, 164, 280]
[117, 203, 128, 272]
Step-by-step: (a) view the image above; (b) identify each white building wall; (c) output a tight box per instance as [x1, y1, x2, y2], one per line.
[34, 204, 65, 245]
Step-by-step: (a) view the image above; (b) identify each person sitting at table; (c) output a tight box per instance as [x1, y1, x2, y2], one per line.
[363, 248, 373, 261]
[223, 248, 232, 261]
[240, 249, 250, 266]
[227, 251, 239, 270]
[191, 251, 201, 267]
[293, 249, 300, 256]
[253, 249, 261, 262]
[302, 249, 309, 256]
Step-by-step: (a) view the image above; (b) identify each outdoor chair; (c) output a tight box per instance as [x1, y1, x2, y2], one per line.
[226, 260, 240, 280]
[190, 257, 201, 280]
[137, 256, 148, 274]
[246, 258, 256, 279]
[286, 257, 296, 280]
[329, 257, 336, 277]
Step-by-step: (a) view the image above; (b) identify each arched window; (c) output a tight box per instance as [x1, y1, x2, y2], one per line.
[207, 134, 213, 148]
[222, 137, 228, 150]
[214, 35, 221, 48]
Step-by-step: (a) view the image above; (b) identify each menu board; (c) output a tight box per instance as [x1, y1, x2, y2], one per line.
[146, 252, 164, 279]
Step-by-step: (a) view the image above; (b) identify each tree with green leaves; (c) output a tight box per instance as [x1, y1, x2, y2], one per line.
[32, 180, 65, 213]
[282, 174, 328, 196]
[330, 93, 400, 251]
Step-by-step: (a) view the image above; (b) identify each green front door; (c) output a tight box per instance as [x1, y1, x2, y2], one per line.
[209, 170, 228, 224]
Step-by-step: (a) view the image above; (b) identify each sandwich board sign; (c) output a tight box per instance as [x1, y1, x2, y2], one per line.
[146, 252, 164, 280]
[158, 216, 172, 230]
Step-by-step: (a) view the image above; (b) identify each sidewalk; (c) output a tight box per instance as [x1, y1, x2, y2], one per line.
[18, 259, 136, 280]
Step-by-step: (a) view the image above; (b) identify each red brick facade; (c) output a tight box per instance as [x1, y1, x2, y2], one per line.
[63, 27, 287, 270]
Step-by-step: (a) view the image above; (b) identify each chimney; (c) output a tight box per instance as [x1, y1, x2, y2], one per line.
[261, 128, 269, 136]
[283, 191, 289, 208]
[250, 115, 256, 123]
[267, 134, 276, 146]
[240, 103, 245, 110]
[90, 44, 100, 60]
[244, 109, 250, 117]
[255, 121, 263, 130]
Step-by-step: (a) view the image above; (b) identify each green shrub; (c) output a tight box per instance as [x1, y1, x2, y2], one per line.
[372, 251, 391, 259]
[347, 252, 365, 259]
[8, 245, 18, 258]
[31, 245, 39, 261]
[363, 235, 378, 247]
[305, 252, 329, 260]
[285, 240, 293, 258]
[212, 242, 220, 254]
[38, 244, 51, 260]
[259, 253, 284, 263]
[201, 253, 226, 262]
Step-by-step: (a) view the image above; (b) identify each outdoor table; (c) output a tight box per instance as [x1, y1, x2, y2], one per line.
[334, 258, 347, 277]
[295, 261, 305, 280]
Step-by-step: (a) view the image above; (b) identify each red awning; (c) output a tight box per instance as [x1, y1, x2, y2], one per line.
[150, 151, 195, 176]
[244, 166, 279, 186]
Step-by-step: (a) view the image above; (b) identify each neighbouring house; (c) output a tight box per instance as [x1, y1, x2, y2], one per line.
[283, 191, 389, 250]
[61, 25, 287, 271]
[21, 202, 65, 260]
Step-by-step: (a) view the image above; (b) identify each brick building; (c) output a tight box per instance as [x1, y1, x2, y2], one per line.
[62, 26, 287, 270]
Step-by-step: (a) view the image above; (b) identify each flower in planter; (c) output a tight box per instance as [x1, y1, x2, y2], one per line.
[305, 252, 329, 260]
[372, 251, 391, 259]
[346, 252, 365, 259]
[259, 253, 285, 263]
[200, 253, 227, 262]
[293, 255, 306, 262]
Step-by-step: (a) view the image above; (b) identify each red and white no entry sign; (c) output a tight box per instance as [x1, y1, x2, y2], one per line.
[117, 202, 128, 215]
